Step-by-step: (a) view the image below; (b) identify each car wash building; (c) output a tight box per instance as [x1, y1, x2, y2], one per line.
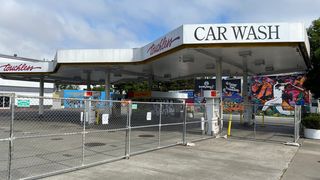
[0, 22, 311, 123]
[0, 22, 312, 179]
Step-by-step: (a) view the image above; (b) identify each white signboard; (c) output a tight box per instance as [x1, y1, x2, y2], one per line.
[102, 114, 109, 125]
[140, 23, 306, 61]
[184, 23, 305, 44]
[146, 112, 152, 121]
[0, 62, 55, 73]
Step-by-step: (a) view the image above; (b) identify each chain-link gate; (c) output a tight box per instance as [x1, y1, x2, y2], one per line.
[0, 94, 222, 180]
[222, 103, 302, 144]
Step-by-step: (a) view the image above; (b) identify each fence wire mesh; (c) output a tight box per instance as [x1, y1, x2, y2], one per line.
[222, 103, 301, 143]
[0, 141, 8, 180]
[0, 94, 302, 180]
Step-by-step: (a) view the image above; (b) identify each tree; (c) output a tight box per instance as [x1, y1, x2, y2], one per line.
[57, 84, 80, 90]
[304, 18, 320, 98]
[91, 85, 105, 91]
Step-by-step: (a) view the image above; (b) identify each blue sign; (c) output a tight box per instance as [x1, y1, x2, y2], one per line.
[63, 90, 113, 108]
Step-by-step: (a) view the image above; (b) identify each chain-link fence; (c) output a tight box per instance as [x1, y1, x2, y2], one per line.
[222, 102, 302, 143]
[0, 94, 222, 180]
[0, 94, 302, 179]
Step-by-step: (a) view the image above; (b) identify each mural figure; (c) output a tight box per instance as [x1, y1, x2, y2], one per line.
[261, 80, 306, 115]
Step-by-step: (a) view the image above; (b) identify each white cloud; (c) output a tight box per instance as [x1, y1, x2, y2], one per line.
[0, 0, 319, 60]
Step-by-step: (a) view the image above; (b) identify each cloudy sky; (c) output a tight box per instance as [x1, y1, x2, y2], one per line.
[0, 0, 319, 60]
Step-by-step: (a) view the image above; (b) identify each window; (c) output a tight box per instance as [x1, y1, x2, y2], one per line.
[0, 96, 10, 108]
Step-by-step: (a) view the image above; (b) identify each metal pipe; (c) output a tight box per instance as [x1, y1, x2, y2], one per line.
[158, 103, 162, 147]
[82, 99, 88, 166]
[183, 103, 187, 145]
[39, 76, 44, 115]
[8, 94, 15, 180]
[125, 102, 132, 159]
[128, 102, 132, 158]
[21, 156, 126, 180]
[253, 117, 256, 140]
[125, 103, 129, 158]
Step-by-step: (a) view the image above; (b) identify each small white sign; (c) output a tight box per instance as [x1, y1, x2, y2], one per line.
[146, 112, 152, 121]
[102, 114, 109, 124]
[201, 117, 205, 131]
[80, 112, 84, 122]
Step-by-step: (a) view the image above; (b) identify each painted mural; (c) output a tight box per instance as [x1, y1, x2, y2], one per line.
[222, 79, 243, 112]
[193, 75, 309, 115]
[251, 74, 309, 116]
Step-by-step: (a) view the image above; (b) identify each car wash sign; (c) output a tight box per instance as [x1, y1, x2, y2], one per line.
[184, 23, 306, 44]
[0, 62, 55, 73]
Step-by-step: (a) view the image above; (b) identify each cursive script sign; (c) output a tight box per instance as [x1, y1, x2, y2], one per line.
[0, 63, 42, 72]
[147, 36, 180, 56]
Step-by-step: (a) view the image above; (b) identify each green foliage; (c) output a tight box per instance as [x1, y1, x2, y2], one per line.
[115, 81, 149, 92]
[92, 85, 105, 91]
[153, 79, 194, 91]
[114, 79, 194, 92]
[58, 84, 79, 90]
[304, 18, 320, 98]
[302, 113, 320, 129]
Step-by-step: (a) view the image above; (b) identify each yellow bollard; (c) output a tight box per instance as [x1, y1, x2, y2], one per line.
[227, 114, 232, 136]
[95, 109, 100, 125]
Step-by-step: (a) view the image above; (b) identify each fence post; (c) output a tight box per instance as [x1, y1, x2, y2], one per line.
[82, 99, 89, 166]
[125, 102, 132, 159]
[7, 94, 15, 180]
[183, 103, 187, 145]
[158, 103, 162, 147]
[299, 106, 301, 142]
[294, 105, 301, 143]
[220, 101, 223, 133]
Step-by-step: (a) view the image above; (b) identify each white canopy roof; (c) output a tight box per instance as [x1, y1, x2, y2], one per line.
[0, 22, 311, 84]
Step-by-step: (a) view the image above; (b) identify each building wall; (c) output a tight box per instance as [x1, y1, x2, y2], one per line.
[0, 78, 54, 106]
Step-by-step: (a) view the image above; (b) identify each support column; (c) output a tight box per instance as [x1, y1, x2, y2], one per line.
[105, 72, 111, 100]
[39, 76, 44, 115]
[215, 58, 223, 130]
[148, 75, 153, 91]
[86, 71, 91, 91]
[240, 51, 252, 125]
[216, 58, 222, 101]
[105, 72, 112, 115]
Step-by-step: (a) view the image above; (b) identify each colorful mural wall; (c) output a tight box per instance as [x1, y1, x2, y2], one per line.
[251, 74, 309, 116]
[193, 74, 309, 115]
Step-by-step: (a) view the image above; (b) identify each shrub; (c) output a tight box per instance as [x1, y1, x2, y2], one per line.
[302, 113, 320, 130]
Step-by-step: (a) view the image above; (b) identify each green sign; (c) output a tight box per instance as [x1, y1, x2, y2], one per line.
[17, 100, 30, 107]
[132, 104, 138, 110]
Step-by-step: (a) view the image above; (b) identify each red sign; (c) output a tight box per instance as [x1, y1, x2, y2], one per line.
[128, 91, 151, 98]
[84, 91, 93, 97]
[211, 90, 217, 97]
[0, 63, 42, 72]
[147, 36, 180, 56]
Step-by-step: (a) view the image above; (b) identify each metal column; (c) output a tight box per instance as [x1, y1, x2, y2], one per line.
[105, 72, 111, 100]
[215, 58, 223, 130]
[240, 51, 252, 125]
[86, 71, 91, 91]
